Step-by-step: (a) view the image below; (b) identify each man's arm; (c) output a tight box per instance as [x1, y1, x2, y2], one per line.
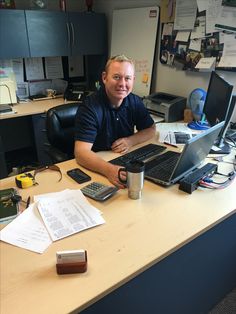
[111, 123, 156, 153]
[74, 141, 125, 188]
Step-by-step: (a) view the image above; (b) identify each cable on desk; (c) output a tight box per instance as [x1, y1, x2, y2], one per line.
[199, 170, 236, 190]
[225, 135, 236, 148]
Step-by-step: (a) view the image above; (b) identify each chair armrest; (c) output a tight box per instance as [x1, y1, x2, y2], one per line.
[44, 146, 70, 163]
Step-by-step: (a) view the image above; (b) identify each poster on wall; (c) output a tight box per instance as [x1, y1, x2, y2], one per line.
[159, 0, 236, 72]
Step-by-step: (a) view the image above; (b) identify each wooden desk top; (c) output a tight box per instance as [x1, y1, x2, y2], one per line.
[0, 98, 74, 120]
[1, 145, 236, 314]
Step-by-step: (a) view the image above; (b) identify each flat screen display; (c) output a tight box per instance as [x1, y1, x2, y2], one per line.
[203, 71, 233, 126]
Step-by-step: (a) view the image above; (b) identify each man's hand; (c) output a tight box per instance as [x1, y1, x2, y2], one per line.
[104, 164, 126, 189]
[111, 137, 132, 154]
[111, 124, 156, 154]
[74, 140, 126, 189]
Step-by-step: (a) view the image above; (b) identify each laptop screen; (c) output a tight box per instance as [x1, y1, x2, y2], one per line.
[171, 121, 224, 181]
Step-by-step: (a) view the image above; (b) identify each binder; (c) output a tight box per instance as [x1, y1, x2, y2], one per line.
[0, 188, 19, 223]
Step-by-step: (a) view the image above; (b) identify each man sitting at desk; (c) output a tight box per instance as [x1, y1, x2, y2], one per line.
[74, 54, 155, 188]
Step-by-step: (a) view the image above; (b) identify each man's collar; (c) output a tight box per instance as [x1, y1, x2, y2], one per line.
[100, 88, 129, 110]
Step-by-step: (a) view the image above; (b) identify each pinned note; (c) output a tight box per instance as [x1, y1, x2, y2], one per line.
[142, 73, 149, 84]
[195, 57, 216, 71]
[217, 56, 236, 68]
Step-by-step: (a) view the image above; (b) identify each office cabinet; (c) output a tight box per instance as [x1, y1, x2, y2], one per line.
[0, 9, 30, 59]
[32, 114, 52, 166]
[0, 10, 106, 59]
[25, 10, 69, 57]
[68, 12, 107, 55]
[1, 113, 54, 170]
[0, 137, 8, 179]
[0, 116, 37, 175]
[25, 10, 107, 57]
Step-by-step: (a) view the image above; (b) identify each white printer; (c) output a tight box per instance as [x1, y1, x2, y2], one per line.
[144, 92, 186, 122]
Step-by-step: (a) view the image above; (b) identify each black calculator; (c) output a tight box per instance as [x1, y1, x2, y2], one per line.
[81, 182, 118, 201]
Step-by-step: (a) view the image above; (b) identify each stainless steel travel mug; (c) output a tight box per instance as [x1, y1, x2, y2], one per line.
[118, 160, 145, 200]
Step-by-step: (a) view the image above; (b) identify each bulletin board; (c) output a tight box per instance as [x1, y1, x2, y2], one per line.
[159, 3, 236, 72]
[111, 7, 159, 97]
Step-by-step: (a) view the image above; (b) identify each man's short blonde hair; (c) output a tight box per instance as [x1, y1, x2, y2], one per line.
[104, 54, 135, 72]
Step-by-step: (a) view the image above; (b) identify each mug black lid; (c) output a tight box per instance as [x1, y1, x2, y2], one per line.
[126, 160, 145, 173]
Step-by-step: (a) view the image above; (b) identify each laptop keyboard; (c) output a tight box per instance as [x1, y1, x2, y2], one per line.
[109, 143, 166, 167]
[145, 151, 180, 181]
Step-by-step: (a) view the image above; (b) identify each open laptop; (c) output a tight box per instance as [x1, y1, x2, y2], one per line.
[145, 121, 224, 186]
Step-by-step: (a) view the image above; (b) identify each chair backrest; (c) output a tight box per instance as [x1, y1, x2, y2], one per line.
[46, 103, 79, 159]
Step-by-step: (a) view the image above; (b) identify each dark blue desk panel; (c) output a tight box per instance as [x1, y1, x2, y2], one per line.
[81, 213, 236, 314]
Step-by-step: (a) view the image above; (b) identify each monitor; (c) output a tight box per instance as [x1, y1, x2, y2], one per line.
[203, 71, 234, 154]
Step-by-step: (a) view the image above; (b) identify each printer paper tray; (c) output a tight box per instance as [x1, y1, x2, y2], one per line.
[148, 109, 165, 118]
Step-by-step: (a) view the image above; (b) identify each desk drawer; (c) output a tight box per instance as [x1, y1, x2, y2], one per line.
[0, 116, 33, 152]
[32, 114, 52, 166]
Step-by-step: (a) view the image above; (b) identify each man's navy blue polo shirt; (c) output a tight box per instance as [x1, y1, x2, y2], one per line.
[74, 88, 154, 152]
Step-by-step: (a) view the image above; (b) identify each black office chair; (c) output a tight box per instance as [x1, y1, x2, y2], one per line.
[45, 103, 79, 164]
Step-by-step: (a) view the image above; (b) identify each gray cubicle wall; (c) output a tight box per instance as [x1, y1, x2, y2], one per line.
[111, 6, 159, 98]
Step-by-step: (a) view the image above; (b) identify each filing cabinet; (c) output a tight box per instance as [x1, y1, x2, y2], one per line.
[32, 113, 52, 166]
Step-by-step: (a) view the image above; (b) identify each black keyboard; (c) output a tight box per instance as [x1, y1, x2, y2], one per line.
[109, 143, 166, 167]
[145, 151, 180, 181]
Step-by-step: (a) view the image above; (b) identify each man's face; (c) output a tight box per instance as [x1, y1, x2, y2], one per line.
[102, 61, 135, 106]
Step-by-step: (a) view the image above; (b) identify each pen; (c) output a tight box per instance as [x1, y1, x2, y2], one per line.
[26, 196, 31, 209]
[164, 142, 178, 148]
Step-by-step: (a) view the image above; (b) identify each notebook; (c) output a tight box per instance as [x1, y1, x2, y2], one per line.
[145, 121, 224, 186]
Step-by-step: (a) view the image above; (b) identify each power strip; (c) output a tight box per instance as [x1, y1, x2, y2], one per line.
[179, 163, 218, 194]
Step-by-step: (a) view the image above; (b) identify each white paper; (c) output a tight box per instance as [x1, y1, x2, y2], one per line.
[162, 23, 174, 38]
[25, 57, 44, 80]
[0, 204, 52, 254]
[205, 0, 222, 34]
[150, 114, 165, 123]
[156, 122, 201, 143]
[37, 189, 105, 241]
[196, 0, 209, 12]
[156, 122, 193, 133]
[189, 39, 202, 51]
[219, 31, 226, 44]
[215, 6, 236, 33]
[190, 16, 206, 39]
[160, 131, 197, 144]
[0, 59, 24, 84]
[45, 57, 64, 79]
[222, 34, 236, 57]
[175, 30, 191, 42]
[34, 190, 100, 215]
[0, 67, 17, 96]
[174, 0, 197, 30]
[195, 57, 216, 70]
[12, 59, 24, 83]
[16, 82, 29, 99]
[218, 56, 236, 67]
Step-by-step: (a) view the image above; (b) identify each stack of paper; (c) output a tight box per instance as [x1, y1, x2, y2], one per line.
[0, 189, 105, 254]
[156, 123, 200, 145]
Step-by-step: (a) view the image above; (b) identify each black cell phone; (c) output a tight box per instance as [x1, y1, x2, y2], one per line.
[67, 168, 91, 184]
